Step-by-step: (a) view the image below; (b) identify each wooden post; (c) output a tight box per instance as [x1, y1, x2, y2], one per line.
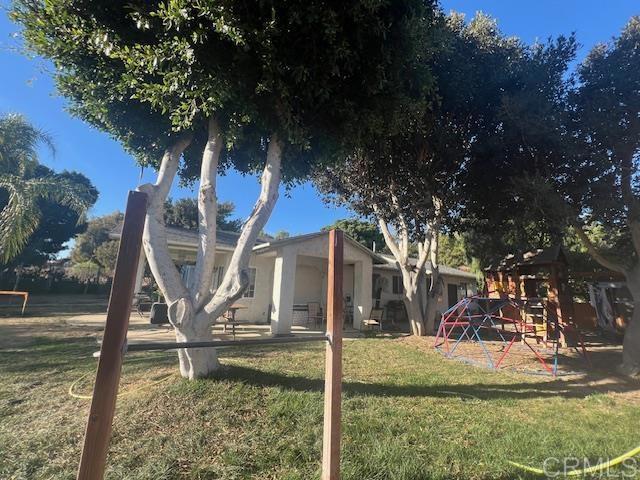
[322, 229, 343, 480]
[77, 191, 147, 480]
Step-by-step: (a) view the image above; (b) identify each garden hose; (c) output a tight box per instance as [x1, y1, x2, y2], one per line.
[508, 444, 640, 476]
[68, 371, 173, 400]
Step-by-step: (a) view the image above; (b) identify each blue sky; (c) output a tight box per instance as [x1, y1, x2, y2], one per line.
[0, 1, 638, 235]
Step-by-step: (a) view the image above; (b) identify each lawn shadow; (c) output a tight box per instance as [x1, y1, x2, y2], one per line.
[2, 334, 639, 401]
[213, 363, 640, 401]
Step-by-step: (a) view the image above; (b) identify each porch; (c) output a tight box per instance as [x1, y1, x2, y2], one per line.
[258, 235, 374, 335]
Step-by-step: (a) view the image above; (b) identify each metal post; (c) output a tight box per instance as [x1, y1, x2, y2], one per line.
[322, 229, 343, 480]
[77, 191, 147, 480]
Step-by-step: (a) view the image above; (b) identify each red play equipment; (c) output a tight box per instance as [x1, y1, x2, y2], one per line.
[434, 294, 590, 376]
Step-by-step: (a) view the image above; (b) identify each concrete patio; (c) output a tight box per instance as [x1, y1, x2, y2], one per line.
[64, 312, 365, 347]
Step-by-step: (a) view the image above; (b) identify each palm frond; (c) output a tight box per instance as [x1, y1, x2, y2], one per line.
[0, 174, 93, 263]
[0, 113, 55, 170]
[0, 176, 41, 263]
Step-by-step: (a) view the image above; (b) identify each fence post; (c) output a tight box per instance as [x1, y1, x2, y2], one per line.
[322, 229, 343, 480]
[77, 190, 147, 480]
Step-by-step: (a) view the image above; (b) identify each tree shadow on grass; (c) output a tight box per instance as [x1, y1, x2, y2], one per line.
[3, 335, 639, 401]
[211, 362, 640, 401]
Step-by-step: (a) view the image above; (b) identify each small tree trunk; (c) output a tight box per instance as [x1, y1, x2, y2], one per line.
[166, 298, 219, 379]
[13, 264, 23, 291]
[403, 294, 426, 336]
[621, 267, 640, 375]
[424, 291, 438, 334]
[402, 271, 427, 336]
[621, 304, 640, 376]
[175, 320, 219, 379]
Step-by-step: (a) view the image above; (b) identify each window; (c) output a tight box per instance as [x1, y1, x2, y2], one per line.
[372, 274, 381, 298]
[180, 264, 195, 291]
[392, 275, 403, 295]
[243, 267, 257, 298]
[212, 266, 224, 291]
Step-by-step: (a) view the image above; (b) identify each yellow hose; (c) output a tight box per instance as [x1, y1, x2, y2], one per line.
[509, 444, 640, 476]
[68, 372, 174, 400]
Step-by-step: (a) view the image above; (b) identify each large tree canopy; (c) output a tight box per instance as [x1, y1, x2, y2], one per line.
[13, 0, 436, 180]
[315, 12, 526, 336]
[460, 17, 640, 374]
[12, 0, 439, 378]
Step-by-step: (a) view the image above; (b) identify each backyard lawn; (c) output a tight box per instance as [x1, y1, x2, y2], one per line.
[1, 320, 639, 480]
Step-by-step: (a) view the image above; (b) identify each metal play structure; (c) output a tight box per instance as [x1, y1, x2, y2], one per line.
[434, 294, 591, 376]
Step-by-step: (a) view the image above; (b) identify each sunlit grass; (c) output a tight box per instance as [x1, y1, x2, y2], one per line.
[1, 328, 639, 479]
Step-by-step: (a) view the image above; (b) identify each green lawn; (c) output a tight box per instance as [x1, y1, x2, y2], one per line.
[1, 325, 639, 479]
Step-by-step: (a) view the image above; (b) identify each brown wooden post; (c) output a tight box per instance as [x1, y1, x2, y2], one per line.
[322, 229, 343, 480]
[77, 191, 147, 480]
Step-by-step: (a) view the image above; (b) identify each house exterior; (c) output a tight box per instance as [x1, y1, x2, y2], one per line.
[117, 226, 477, 334]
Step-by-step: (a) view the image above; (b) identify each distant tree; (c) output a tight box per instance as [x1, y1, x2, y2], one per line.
[438, 234, 468, 268]
[69, 260, 101, 292]
[94, 240, 120, 276]
[273, 230, 290, 240]
[164, 198, 242, 232]
[13, 0, 437, 378]
[322, 219, 384, 251]
[71, 212, 123, 265]
[5, 171, 96, 270]
[0, 114, 97, 265]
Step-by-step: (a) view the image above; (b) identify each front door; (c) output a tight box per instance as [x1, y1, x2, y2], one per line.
[447, 283, 459, 307]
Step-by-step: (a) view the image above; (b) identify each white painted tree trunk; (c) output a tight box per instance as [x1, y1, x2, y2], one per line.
[138, 124, 283, 379]
[401, 270, 427, 336]
[376, 210, 440, 336]
[621, 265, 640, 375]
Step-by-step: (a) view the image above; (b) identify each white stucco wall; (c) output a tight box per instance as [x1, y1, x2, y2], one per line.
[372, 267, 477, 319]
[156, 235, 475, 331]
[232, 254, 274, 323]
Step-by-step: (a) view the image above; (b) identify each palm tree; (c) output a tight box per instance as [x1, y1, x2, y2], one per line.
[0, 114, 93, 264]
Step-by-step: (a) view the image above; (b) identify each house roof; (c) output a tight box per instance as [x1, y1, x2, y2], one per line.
[110, 223, 476, 279]
[374, 253, 477, 279]
[110, 222, 269, 249]
[252, 231, 388, 263]
[485, 245, 567, 272]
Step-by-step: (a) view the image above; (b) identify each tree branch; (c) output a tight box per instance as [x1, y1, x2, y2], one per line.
[572, 222, 627, 274]
[137, 135, 192, 305]
[415, 232, 431, 274]
[375, 211, 404, 263]
[203, 133, 283, 319]
[390, 192, 409, 257]
[192, 117, 223, 309]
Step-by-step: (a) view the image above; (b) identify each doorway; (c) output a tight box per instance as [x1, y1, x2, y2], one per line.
[447, 283, 459, 308]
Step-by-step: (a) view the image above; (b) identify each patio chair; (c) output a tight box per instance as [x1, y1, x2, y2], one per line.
[362, 307, 384, 331]
[307, 302, 324, 328]
[149, 302, 169, 325]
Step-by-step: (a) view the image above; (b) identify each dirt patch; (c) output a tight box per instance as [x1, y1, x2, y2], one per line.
[0, 319, 101, 349]
[400, 334, 640, 402]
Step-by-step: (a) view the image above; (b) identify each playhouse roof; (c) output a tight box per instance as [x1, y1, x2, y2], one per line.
[486, 245, 567, 272]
